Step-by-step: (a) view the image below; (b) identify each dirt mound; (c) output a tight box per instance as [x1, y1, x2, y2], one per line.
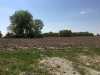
[40, 57, 80, 75]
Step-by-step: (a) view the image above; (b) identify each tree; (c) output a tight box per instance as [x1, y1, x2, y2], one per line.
[59, 29, 72, 37]
[33, 19, 44, 37]
[0, 31, 2, 38]
[8, 10, 44, 38]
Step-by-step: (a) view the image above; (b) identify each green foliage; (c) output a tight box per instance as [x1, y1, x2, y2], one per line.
[8, 10, 44, 38]
[33, 19, 44, 37]
[0, 48, 51, 75]
[72, 32, 94, 36]
[43, 30, 94, 37]
[59, 29, 72, 37]
[0, 48, 100, 75]
[43, 32, 59, 37]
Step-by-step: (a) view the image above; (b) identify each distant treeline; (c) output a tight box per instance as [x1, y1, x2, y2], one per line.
[0, 29, 97, 38]
[43, 30, 94, 37]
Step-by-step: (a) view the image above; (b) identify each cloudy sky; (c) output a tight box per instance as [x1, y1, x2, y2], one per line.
[0, 0, 100, 34]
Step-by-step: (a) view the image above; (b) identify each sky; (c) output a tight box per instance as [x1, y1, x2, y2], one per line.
[0, 0, 100, 35]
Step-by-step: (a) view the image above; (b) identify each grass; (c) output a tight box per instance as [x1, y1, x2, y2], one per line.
[0, 47, 100, 75]
[0, 48, 51, 75]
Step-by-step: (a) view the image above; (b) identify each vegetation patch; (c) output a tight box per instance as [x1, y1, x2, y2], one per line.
[0, 48, 100, 75]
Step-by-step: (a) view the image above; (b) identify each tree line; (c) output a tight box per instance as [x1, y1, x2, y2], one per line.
[43, 30, 94, 37]
[0, 10, 98, 38]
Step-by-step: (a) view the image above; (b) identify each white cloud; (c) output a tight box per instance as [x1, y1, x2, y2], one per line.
[80, 11, 88, 15]
[80, 9, 93, 15]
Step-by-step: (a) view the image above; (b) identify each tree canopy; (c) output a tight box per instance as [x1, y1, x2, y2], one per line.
[8, 10, 44, 38]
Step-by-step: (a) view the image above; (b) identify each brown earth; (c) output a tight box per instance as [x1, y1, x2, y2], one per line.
[0, 37, 100, 49]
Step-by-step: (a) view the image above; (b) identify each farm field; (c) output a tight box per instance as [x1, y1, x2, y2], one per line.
[0, 37, 100, 49]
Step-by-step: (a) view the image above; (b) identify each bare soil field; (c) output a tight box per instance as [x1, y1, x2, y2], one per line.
[0, 37, 100, 49]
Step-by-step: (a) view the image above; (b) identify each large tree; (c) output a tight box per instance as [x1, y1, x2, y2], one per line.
[8, 10, 44, 38]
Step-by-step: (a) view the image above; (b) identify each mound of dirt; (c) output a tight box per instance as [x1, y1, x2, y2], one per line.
[40, 57, 80, 75]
